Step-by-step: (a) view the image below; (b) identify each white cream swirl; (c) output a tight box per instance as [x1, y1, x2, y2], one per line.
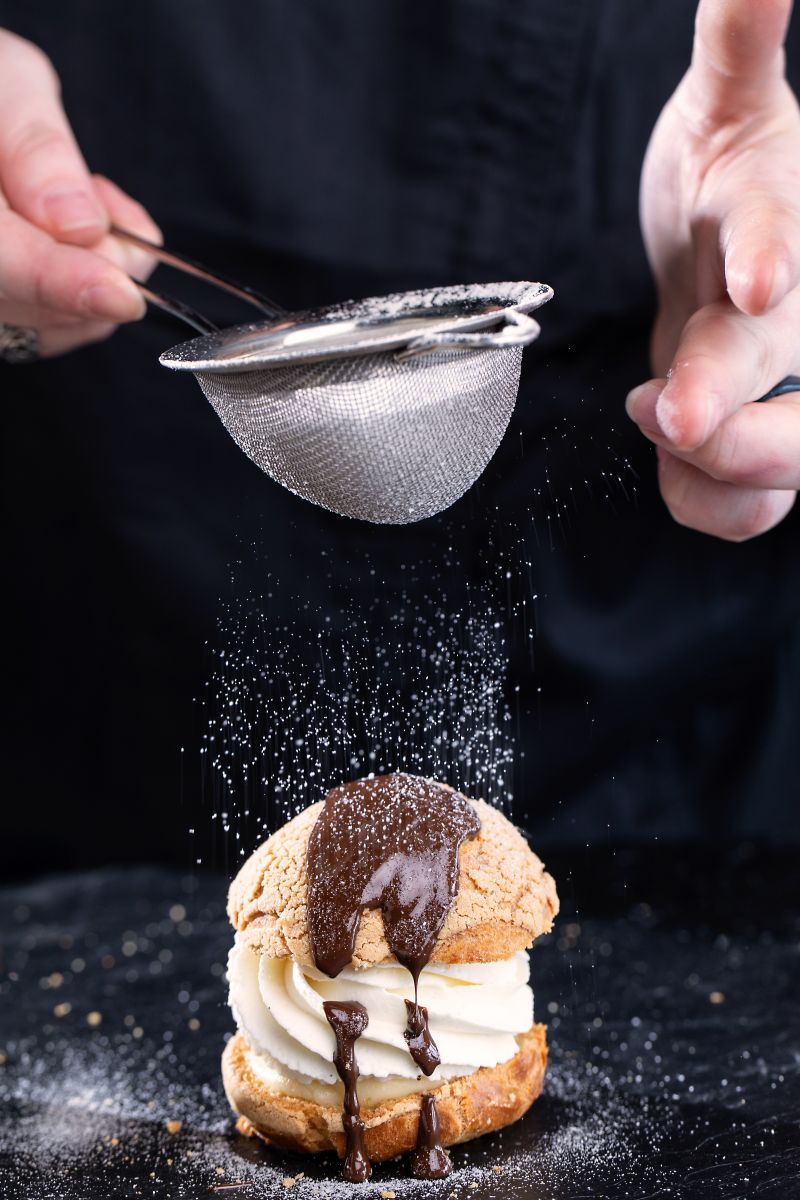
[228, 937, 533, 1103]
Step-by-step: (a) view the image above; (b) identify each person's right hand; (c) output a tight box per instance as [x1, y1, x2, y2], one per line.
[0, 29, 160, 359]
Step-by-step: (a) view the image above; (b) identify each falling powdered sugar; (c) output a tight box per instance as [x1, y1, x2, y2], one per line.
[198, 575, 515, 870]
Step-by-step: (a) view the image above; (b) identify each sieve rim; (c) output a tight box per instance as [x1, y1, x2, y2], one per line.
[158, 281, 553, 374]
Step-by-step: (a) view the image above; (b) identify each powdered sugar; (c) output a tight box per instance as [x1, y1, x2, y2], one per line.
[4, 863, 795, 1198]
[0, 1035, 673, 1199]
[199, 582, 516, 870]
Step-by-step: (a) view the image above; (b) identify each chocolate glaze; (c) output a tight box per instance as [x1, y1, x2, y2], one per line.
[404, 998, 440, 1076]
[309, 774, 480, 1182]
[322, 1000, 371, 1183]
[307, 773, 481, 980]
[410, 1093, 453, 1179]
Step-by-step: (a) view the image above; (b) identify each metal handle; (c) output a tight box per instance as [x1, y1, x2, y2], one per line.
[112, 225, 285, 319]
[136, 284, 219, 336]
[757, 375, 800, 401]
[396, 307, 542, 361]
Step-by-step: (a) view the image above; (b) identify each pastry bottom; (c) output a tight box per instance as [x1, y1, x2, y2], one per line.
[222, 1024, 547, 1162]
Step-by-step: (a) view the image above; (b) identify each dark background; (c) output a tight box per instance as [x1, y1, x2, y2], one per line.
[3, 0, 800, 880]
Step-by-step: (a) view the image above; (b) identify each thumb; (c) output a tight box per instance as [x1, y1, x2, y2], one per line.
[688, 0, 792, 121]
[0, 31, 106, 244]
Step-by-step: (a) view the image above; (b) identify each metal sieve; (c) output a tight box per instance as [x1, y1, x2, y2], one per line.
[116, 228, 553, 524]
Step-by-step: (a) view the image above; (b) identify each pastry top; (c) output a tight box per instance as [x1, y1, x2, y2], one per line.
[228, 792, 559, 968]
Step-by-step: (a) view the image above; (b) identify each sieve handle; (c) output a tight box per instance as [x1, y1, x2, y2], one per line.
[396, 307, 542, 360]
[757, 375, 800, 401]
[136, 283, 219, 335]
[112, 226, 285, 318]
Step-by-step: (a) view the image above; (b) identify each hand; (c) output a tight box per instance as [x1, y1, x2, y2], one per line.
[0, 29, 159, 358]
[627, 0, 800, 540]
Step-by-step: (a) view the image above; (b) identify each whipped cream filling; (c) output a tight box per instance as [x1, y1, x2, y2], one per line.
[228, 938, 533, 1103]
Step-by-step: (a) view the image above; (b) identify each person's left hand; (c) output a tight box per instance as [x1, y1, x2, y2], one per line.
[627, 0, 800, 540]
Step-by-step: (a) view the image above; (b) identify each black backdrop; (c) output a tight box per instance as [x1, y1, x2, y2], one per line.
[3, 0, 800, 879]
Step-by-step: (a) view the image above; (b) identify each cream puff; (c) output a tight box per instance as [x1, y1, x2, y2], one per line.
[223, 773, 558, 1181]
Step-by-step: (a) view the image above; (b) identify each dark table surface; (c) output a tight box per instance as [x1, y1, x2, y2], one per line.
[1, 843, 798, 1200]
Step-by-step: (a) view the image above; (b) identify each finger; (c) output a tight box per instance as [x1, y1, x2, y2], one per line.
[722, 194, 800, 316]
[0, 32, 107, 243]
[688, 0, 791, 121]
[91, 175, 161, 244]
[657, 447, 796, 541]
[0, 297, 117, 356]
[38, 320, 116, 358]
[0, 207, 144, 321]
[631, 292, 800, 450]
[626, 378, 668, 428]
[0, 298, 90, 327]
[0, 293, 123, 326]
[630, 382, 800, 490]
[91, 175, 162, 281]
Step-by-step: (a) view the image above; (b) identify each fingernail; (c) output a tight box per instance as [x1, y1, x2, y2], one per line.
[81, 280, 145, 321]
[655, 387, 690, 444]
[625, 381, 662, 434]
[43, 187, 104, 234]
[767, 258, 792, 310]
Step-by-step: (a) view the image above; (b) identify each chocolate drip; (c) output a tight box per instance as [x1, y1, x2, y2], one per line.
[307, 773, 481, 980]
[404, 998, 440, 1076]
[323, 1000, 371, 1183]
[309, 774, 480, 1183]
[410, 1093, 452, 1179]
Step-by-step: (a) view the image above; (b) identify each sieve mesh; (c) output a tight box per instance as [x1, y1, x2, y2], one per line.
[195, 344, 524, 523]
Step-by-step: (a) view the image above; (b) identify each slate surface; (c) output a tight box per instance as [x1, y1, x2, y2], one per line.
[1, 843, 798, 1199]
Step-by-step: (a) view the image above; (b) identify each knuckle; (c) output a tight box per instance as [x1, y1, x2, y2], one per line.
[678, 307, 730, 362]
[708, 422, 743, 481]
[721, 454, 785, 488]
[28, 249, 83, 314]
[6, 119, 71, 187]
[27, 250, 49, 309]
[8, 119, 69, 169]
[744, 320, 774, 390]
[682, 306, 716, 339]
[706, 423, 782, 487]
[725, 200, 785, 245]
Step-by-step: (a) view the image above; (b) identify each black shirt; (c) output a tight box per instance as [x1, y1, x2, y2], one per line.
[3, 0, 799, 873]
